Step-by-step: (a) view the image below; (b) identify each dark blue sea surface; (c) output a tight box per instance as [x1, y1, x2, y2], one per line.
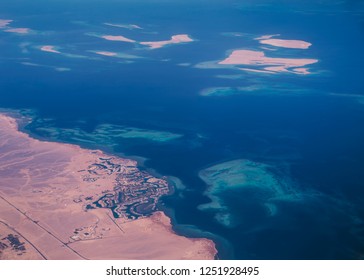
[1, 0, 364, 259]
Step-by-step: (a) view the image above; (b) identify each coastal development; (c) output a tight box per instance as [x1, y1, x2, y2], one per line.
[80, 157, 170, 220]
[0, 113, 216, 259]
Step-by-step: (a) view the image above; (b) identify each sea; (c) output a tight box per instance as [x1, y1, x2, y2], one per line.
[1, 0, 364, 259]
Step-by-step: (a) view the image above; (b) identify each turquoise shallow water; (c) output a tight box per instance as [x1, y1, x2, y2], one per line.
[1, 0, 364, 259]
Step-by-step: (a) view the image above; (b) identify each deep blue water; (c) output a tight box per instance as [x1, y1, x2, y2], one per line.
[1, 0, 364, 259]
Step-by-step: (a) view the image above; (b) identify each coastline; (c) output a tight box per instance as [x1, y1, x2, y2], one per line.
[0, 111, 217, 260]
[8, 108, 225, 257]
[158, 202, 234, 260]
[9, 108, 226, 258]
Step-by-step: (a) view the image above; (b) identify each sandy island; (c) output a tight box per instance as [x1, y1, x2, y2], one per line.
[4, 28, 30, 34]
[101, 35, 136, 43]
[40, 45, 61, 54]
[259, 38, 311, 49]
[0, 113, 216, 260]
[0, 19, 13, 28]
[140, 34, 193, 49]
[255, 34, 312, 49]
[219, 49, 318, 74]
[94, 51, 118, 57]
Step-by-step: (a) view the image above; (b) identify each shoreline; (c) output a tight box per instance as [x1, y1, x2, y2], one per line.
[162, 176, 234, 259]
[0, 111, 217, 260]
[158, 202, 235, 260]
[3, 108, 225, 258]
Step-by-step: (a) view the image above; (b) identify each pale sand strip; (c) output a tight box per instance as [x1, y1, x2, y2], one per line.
[94, 51, 118, 57]
[4, 28, 30, 34]
[140, 34, 193, 49]
[219, 49, 317, 74]
[0, 19, 13, 28]
[104, 23, 142, 30]
[259, 38, 312, 49]
[101, 35, 136, 43]
[0, 113, 216, 260]
[40, 45, 61, 54]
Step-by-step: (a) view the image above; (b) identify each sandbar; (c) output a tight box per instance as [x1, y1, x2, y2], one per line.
[219, 49, 318, 74]
[4, 28, 30, 34]
[238, 67, 275, 74]
[291, 67, 310, 75]
[104, 23, 142, 30]
[0, 113, 216, 259]
[258, 38, 312, 49]
[255, 34, 280, 40]
[101, 35, 136, 43]
[0, 19, 13, 28]
[94, 51, 118, 57]
[200, 86, 263, 97]
[140, 34, 193, 49]
[89, 51, 141, 60]
[40, 45, 61, 54]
